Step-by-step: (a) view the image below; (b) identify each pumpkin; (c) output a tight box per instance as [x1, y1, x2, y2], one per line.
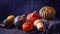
[14, 15, 26, 27]
[3, 19, 14, 26]
[22, 21, 33, 32]
[34, 19, 44, 31]
[39, 6, 56, 19]
[20, 15, 26, 21]
[3, 15, 15, 26]
[7, 15, 15, 21]
[14, 16, 21, 26]
[26, 11, 40, 23]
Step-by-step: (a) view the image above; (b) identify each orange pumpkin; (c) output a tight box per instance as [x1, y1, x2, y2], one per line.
[22, 21, 33, 32]
[26, 11, 40, 23]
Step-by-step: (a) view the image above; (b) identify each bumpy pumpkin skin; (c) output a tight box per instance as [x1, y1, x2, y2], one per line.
[39, 6, 56, 20]
[7, 15, 15, 21]
[14, 16, 21, 27]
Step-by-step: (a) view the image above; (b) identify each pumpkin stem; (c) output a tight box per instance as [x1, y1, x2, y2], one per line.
[33, 11, 37, 14]
[32, 11, 37, 16]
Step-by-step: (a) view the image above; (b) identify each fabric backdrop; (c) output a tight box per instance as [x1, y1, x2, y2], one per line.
[0, 0, 60, 34]
[0, 0, 60, 22]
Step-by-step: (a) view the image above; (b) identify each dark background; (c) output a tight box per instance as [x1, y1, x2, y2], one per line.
[0, 0, 60, 34]
[0, 0, 60, 22]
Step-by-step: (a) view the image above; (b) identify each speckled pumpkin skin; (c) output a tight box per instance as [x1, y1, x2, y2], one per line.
[39, 6, 56, 20]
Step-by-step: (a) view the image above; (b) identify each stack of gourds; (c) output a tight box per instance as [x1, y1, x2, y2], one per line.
[0, 6, 56, 32]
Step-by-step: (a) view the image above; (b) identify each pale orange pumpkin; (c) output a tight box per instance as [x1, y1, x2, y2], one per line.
[39, 6, 56, 19]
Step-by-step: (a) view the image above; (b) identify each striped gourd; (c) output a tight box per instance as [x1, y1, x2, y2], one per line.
[39, 6, 56, 19]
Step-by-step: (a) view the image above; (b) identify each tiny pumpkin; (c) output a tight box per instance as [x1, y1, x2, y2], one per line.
[39, 6, 56, 19]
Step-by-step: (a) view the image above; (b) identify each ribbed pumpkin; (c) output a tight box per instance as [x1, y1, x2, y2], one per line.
[39, 6, 56, 19]
[14, 16, 20, 27]
[26, 11, 40, 23]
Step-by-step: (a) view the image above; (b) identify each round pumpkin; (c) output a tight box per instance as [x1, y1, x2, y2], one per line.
[7, 15, 15, 21]
[22, 21, 33, 32]
[14, 16, 21, 26]
[26, 11, 40, 23]
[34, 19, 44, 31]
[39, 6, 56, 19]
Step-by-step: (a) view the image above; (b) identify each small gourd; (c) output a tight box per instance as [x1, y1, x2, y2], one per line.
[3, 15, 15, 26]
[14, 15, 26, 27]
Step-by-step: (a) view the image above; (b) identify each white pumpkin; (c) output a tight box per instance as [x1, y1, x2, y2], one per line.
[34, 19, 44, 31]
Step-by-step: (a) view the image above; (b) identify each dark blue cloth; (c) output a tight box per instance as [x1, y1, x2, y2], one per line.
[0, 18, 60, 34]
[0, 0, 60, 34]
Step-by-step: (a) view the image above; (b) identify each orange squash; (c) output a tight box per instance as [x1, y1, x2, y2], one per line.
[22, 21, 33, 32]
[26, 11, 40, 23]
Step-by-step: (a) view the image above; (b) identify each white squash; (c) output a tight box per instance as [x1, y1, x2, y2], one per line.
[34, 19, 44, 31]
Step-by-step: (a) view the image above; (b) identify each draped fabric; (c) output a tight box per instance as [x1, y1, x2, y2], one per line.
[0, 0, 60, 34]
